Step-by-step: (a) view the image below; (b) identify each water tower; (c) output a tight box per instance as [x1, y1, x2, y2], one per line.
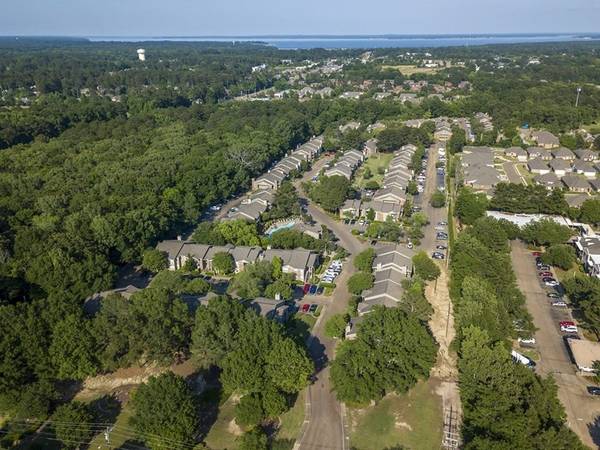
[137, 49, 146, 61]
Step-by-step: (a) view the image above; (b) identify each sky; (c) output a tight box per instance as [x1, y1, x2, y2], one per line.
[1, 0, 599, 36]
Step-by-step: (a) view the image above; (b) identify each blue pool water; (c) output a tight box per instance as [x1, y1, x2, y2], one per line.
[266, 221, 297, 236]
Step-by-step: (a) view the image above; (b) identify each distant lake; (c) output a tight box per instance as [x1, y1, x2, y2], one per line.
[88, 34, 600, 49]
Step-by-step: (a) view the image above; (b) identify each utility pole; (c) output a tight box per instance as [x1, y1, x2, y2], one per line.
[575, 87, 582, 107]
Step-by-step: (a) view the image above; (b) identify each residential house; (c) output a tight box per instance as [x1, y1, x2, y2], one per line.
[551, 147, 576, 161]
[532, 130, 560, 148]
[371, 200, 403, 222]
[156, 240, 185, 270]
[572, 160, 597, 178]
[589, 178, 600, 192]
[372, 245, 414, 276]
[262, 248, 319, 282]
[366, 122, 386, 133]
[463, 165, 501, 191]
[372, 187, 407, 205]
[344, 316, 363, 340]
[252, 171, 285, 191]
[434, 125, 453, 142]
[562, 174, 591, 193]
[533, 172, 561, 190]
[339, 91, 362, 100]
[224, 202, 267, 221]
[574, 235, 600, 278]
[292, 222, 322, 240]
[339, 199, 362, 219]
[548, 159, 571, 178]
[527, 158, 550, 175]
[505, 147, 528, 162]
[527, 147, 552, 161]
[325, 164, 353, 179]
[574, 149, 598, 162]
[243, 190, 274, 207]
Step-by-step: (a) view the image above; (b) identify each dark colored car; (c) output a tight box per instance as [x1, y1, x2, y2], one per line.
[436, 245, 447, 250]
[587, 386, 600, 396]
[547, 292, 561, 298]
[316, 286, 324, 295]
[309, 304, 318, 313]
[432, 252, 445, 260]
[309, 285, 318, 295]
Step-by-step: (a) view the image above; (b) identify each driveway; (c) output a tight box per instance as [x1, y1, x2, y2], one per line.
[511, 241, 600, 448]
[502, 161, 526, 185]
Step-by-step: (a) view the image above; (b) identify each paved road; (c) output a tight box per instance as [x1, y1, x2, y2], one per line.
[294, 157, 366, 450]
[511, 241, 600, 449]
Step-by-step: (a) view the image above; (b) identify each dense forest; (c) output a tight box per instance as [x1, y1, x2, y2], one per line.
[1, 38, 600, 448]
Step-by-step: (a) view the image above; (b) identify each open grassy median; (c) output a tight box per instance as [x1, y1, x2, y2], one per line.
[347, 379, 443, 450]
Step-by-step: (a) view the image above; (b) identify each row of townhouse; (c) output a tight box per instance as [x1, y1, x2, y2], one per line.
[339, 144, 415, 222]
[156, 240, 320, 282]
[251, 136, 323, 191]
[324, 149, 365, 179]
[516, 147, 600, 193]
[573, 234, 600, 279]
[346, 245, 415, 339]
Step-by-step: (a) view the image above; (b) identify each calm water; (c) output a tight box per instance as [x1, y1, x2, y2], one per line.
[88, 34, 600, 49]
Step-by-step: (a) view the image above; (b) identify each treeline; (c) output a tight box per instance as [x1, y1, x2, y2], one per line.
[450, 215, 584, 448]
[456, 184, 600, 227]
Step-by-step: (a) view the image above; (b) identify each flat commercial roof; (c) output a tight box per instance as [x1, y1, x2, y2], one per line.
[567, 338, 600, 373]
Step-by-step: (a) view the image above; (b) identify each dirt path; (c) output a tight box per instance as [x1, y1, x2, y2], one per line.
[420, 143, 462, 444]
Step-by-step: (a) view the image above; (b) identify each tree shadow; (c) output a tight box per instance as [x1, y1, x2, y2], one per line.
[188, 366, 224, 442]
[587, 415, 600, 447]
[88, 394, 121, 424]
[307, 336, 328, 372]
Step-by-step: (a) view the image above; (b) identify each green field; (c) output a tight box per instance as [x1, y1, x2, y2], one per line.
[204, 396, 240, 450]
[353, 153, 393, 189]
[347, 379, 443, 450]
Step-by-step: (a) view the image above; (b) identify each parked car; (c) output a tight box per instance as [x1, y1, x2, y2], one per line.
[437, 221, 448, 226]
[301, 304, 310, 313]
[303, 283, 310, 295]
[547, 292, 561, 299]
[432, 252, 445, 260]
[436, 233, 448, 241]
[537, 265, 551, 271]
[436, 245, 447, 250]
[587, 386, 600, 396]
[563, 334, 580, 341]
[559, 321, 577, 333]
[316, 286, 324, 295]
[551, 300, 568, 308]
[532, 251, 543, 257]
[406, 241, 414, 249]
[518, 336, 536, 345]
[309, 285, 318, 295]
[539, 271, 553, 277]
[543, 278, 559, 287]
[434, 225, 446, 231]
[309, 304, 318, 313]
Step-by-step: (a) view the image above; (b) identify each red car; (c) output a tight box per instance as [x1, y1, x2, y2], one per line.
[302, 283, 310, 295]
[532, 251, 543, 257]
[301, 304, 310, 313]
[539, 271, 553, 277]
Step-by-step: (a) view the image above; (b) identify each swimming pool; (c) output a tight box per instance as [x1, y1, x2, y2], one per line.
[266, 221, 297, 236]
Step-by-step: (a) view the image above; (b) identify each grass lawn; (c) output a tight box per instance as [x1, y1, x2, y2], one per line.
[286, 313, 317, 344]
[347, 379, 443, 450]
[204, 396, 240, 450]
[381, 65, 442, 75]
[554, 264, 583, 283]
[353, 153, 393, 189]
[276, 391, 306, 442]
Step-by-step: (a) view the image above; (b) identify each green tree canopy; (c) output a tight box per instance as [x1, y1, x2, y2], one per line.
[51, 401, 95, 450]
[142, 249, 168, 273]
[347, 272, 374, 295]
[131, 372, 198, 450]
[331, 307, 437, 404]
[412, 252, 441, 281]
